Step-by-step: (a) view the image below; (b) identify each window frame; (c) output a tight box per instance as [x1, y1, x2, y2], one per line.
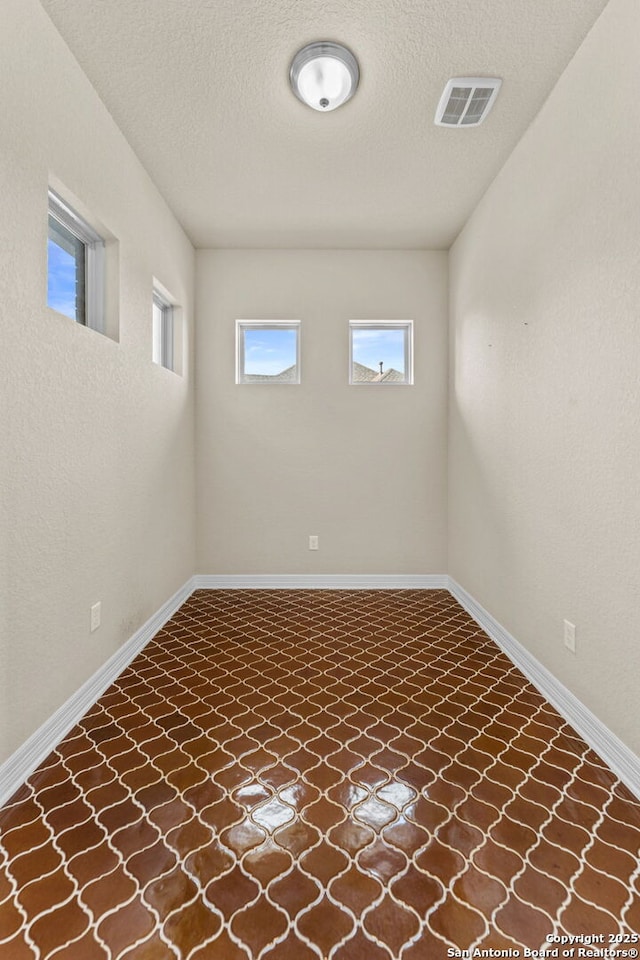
[47, 189, 105, 331]
[236, 320, 301, 385]
[152, 288, 175, 371]
[349, 320, 414, 386]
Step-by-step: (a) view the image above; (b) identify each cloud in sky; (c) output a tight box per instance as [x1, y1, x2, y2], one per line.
[241, 325, 406, 376]
[352, 328, 405, 374]
[244, 327, 297, 375]
[47, 239, 77, 321]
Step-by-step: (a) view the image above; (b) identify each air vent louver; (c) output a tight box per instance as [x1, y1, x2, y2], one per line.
[435, 77, 502, 127]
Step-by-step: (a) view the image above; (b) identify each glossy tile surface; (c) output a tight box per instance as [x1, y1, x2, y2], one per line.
[1, 590, 639, 958]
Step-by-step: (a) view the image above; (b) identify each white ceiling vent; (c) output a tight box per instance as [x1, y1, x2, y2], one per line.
[435, 77, 502, 127]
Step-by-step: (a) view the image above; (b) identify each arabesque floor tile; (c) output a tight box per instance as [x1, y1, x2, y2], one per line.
[1, 589, 639, 958]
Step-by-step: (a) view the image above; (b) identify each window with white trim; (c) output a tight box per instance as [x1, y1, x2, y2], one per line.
[236, 321, 300, 384]
[349, 321, 413, 385]
[152, 288, 175, 371]
[47, 189, 105, 331]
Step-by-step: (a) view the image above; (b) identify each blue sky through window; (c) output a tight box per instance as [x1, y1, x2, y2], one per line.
[244, 327, 297, 376]
[47, 237, 77, 320]
[352, 327, 406, 375]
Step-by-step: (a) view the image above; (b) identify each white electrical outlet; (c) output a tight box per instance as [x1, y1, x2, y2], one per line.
[90, 601, 101, 632]
[309, 535, 319, 551]
[563, 619, 576, 653]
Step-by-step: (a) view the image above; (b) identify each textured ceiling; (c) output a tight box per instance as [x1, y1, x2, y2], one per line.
[38, 0, 609, 249]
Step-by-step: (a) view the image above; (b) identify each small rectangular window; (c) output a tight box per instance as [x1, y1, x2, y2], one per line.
[236, 321, 300, 384]
[349, 321, 413, 385]
[152, 289, 175, 371]
[47, 189, 105, 331]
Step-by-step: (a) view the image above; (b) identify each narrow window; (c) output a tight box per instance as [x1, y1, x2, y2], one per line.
[349, 321, 413, 385]
[236, 321, 300, 384]
[47, 190, 105, 331]
[152, 288, 175, 371]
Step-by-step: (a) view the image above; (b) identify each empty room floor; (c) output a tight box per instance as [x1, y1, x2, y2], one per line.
[1, 589, 639, 959]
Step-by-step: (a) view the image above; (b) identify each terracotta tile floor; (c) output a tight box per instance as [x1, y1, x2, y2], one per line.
[1, 590, 640, 959]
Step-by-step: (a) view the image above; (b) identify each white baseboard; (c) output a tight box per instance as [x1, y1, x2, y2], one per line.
[0, 573, 444, 806]
[193, 574, 449, 590]
[448, 578, 640, 801]
[0, 577, 195, 808]
[3, 574, 638, 808]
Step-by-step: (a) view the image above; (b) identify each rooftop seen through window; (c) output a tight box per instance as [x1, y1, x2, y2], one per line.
[350, 322, 413, 384]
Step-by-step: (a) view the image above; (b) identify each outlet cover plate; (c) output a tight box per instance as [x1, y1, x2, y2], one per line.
[564, 619, 576, 653]
[91, 601, 101, 632]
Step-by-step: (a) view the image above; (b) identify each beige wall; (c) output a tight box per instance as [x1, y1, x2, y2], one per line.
[5, 0, 637, 775]
[449, 0, 640, 753]
[0, 0, 196, 762]
[196, 250, 448, 575]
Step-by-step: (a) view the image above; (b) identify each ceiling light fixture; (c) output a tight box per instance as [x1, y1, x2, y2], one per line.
[290, 42, 359, 112]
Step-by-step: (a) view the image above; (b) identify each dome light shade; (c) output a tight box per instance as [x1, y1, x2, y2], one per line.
[290, 42, 359, 112]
